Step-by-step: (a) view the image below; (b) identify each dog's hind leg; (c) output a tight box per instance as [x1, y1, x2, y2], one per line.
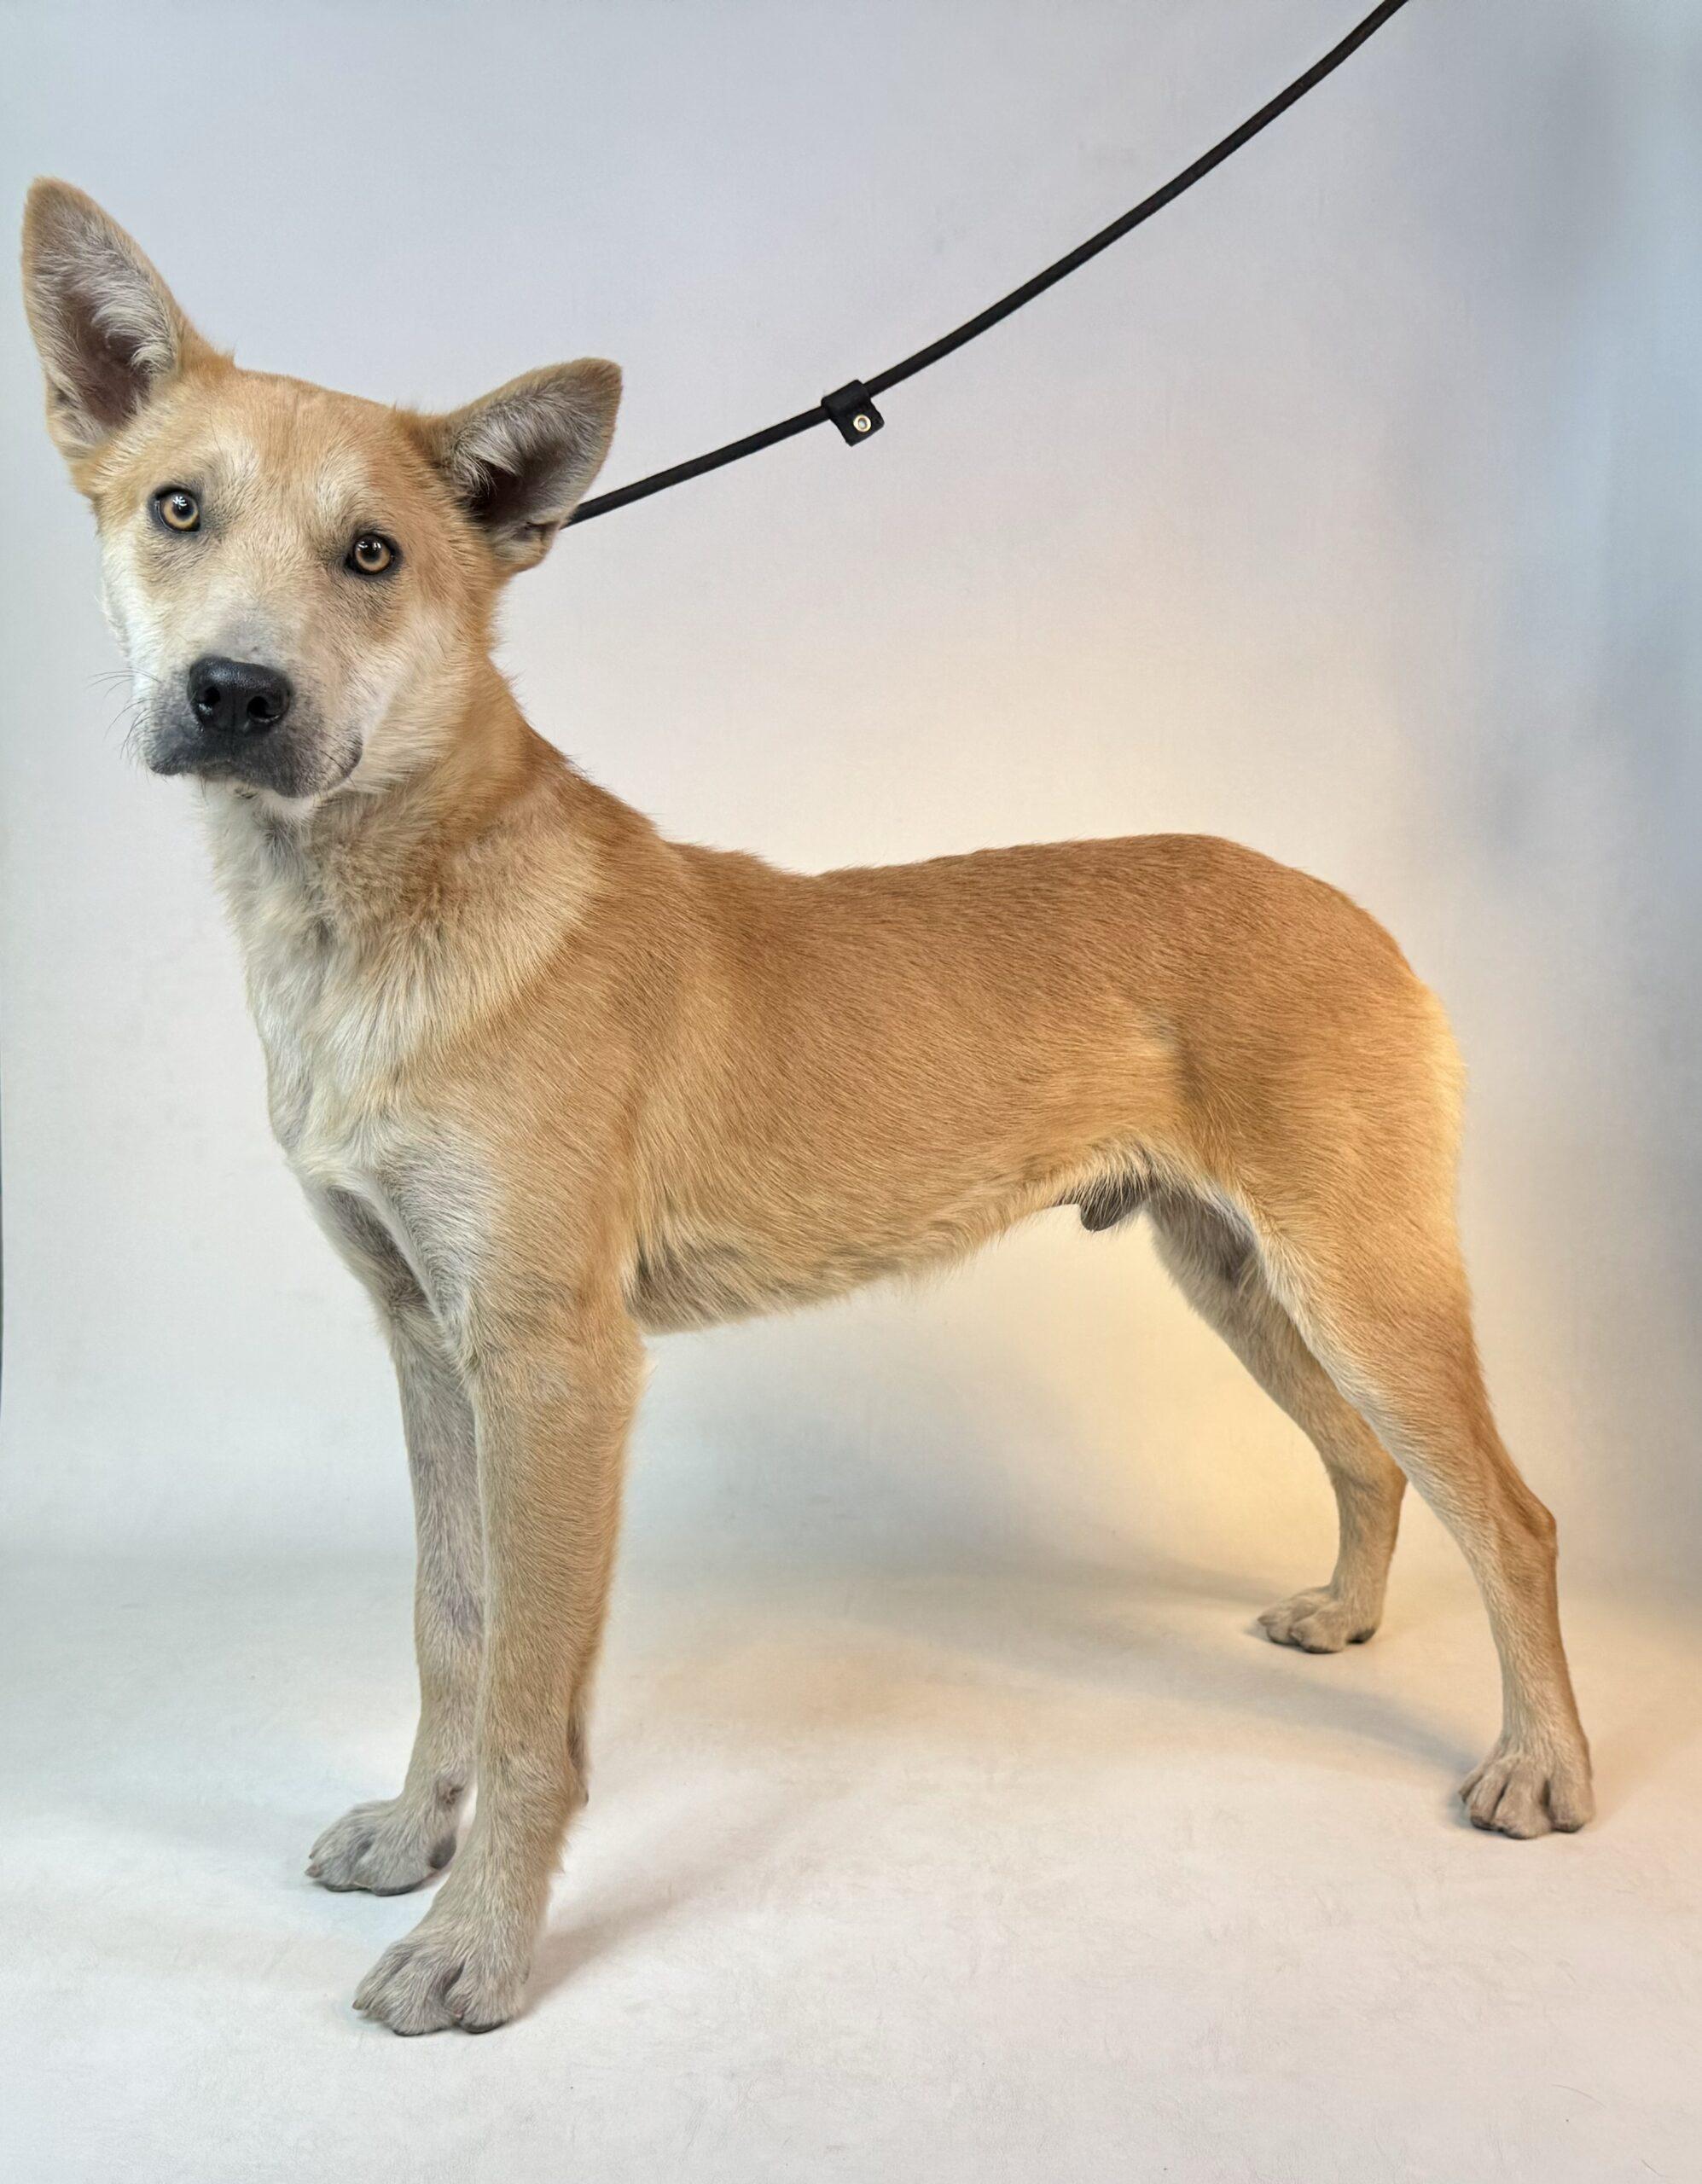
[1264, 1202, 1593, 1835]
[1218, 976, 1595, 1838]
[1150, 1190, 1406, 1652]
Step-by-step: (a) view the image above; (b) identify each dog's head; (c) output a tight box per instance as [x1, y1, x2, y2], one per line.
[21, 180, 620, 806]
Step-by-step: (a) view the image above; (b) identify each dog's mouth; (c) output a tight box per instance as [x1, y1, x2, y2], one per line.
[145, 706, 359, 802]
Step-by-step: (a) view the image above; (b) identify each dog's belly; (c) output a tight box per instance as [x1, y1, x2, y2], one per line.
[627, 1217, 950, 1333]
[626, 1230, 811, 1333]
[624, 1205, 1005, 1336]
[624, 1156, 1147, 1336]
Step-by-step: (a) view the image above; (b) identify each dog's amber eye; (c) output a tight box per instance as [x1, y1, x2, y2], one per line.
[154, 487, 200, 533]
[347, 532, 397, 576]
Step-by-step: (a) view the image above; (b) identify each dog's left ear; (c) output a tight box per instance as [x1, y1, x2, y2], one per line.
[416, 361, 622, 572]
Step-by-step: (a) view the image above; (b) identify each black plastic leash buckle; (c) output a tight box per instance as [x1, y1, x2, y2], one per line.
[822, 380, 884, 445]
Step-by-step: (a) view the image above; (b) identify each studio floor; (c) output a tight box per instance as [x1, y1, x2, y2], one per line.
[2, 1549, 1697, 2182]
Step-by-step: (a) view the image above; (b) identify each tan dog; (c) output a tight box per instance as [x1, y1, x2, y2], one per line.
[22, 179, 1593, 2036]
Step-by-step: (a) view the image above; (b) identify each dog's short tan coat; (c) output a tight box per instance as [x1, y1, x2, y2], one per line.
[23, 180, 1593, 2036]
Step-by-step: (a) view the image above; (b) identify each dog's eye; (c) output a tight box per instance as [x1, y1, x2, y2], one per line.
[347, 532, 398, 576]
[154, 487, 200, 533]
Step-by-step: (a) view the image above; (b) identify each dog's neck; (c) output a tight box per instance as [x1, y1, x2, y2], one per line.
[206, 663, 566, 928]
[201, 662, 612, 1073]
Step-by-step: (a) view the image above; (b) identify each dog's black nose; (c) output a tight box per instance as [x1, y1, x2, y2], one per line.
[187, 655, 293, 735]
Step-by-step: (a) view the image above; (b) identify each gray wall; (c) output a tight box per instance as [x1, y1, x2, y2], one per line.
[2, 1, 1697, 1596]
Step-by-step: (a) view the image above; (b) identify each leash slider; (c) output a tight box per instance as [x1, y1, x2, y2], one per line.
[822, 380, 884, 444]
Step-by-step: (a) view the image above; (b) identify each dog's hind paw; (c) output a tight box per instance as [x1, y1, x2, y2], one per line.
[307, 1796, 457, 1896]
[1257, 1586, 1378, 1654]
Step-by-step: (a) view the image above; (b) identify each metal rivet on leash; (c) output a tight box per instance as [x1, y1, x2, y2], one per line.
[567, 0, 1415, 529]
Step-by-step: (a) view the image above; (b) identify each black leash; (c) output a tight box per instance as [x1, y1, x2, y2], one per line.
[566, 0, 1415, 529]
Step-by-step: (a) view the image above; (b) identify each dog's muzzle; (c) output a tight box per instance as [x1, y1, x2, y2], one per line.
[147, 656, 346, 799]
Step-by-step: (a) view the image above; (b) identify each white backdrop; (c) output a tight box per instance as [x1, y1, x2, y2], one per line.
[5, 12, 1701, 2179]
[3, 0, 1698, 1597]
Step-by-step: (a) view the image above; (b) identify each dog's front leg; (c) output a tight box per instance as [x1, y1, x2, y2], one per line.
[309, 1297, 484, 1895]
[353, 1281, 641, 2035]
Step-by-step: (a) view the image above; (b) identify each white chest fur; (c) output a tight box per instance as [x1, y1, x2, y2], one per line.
[202, 792, 531, 1337]
[206, 797, 454, 1228]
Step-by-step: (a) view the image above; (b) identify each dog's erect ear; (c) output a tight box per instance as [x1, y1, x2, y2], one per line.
[415, 361, 622, 572]
[21, 180, 210, 468]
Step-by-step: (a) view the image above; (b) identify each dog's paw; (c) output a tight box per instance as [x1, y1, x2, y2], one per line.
[307, 1797, 456, 1896]
[353, 1909, 528, 2036]
[1461, 1739, 1594, 1838]
[1258, 1586, 1377, 1654]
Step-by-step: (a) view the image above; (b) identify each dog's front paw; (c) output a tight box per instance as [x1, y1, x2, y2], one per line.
[307, 1797, 456, 1896]
[1461, 1738, 1594, 1838]
[1258, 1586, 1377, 1653]
[353, 1903, 530, 2036]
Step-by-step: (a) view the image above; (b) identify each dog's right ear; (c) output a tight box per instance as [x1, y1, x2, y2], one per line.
[20, 180, 211, 471]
